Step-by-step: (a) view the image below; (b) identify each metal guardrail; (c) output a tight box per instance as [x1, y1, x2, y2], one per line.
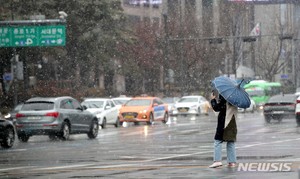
[0, 19, 66, 26]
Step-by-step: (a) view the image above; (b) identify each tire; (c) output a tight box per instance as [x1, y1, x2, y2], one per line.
[297, 115, 300, 127]
[162, 113, 168, 124]
[18, 133, 30, 142]
[264, 115, 271, 123]
[49, 134, 58, 140]
[196, 108, 201, 116]
[147, 113, 154, 125]
[59, 122, 70, 140]
[1, 127, 15, 148]
[276, 116, 283, 123]
[87, 120, 98, 139]
[101, 118, 107, 129]
[114, 117, 122, 128]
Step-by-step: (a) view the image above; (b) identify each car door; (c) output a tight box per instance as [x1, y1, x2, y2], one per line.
[60, 99, 80, 131]
[107, 100, 118, 123]
[153, 98, 165, 120]
[71, 98, 91, 132]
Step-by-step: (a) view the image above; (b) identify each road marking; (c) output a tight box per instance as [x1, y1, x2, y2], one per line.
[236, 138, 300, 149]
[137, 137, 300, 163]
[0, 166, 35, 171]
[33, 164, 95, 170]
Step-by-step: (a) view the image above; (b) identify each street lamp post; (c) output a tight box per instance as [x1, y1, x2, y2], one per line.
[163, 12, 169, 96]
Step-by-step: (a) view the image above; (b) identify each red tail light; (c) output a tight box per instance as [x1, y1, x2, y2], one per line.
[16, 124, 24, 128]
[45, 112, 59, 118]
[16, 113, 25, 118]
[297, 99, 300, 103]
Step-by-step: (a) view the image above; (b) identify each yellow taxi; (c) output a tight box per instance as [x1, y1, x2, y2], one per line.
[118, 96, 168, 125]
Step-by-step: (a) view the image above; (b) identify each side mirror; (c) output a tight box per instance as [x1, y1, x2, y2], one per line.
[105, 106, 111, 110]
[82, 105, 87, 110]
[153, 103, 158, 107]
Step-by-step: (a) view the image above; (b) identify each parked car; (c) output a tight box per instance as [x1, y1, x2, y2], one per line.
[296, 95, 300, 126]
[162, 97, 180, 116]
[81, 98, 120, 128]
[118, 96, 168, 125]
[15, 96, 98, 142]
[172, 96, 210, 116]
[238, 99, 256, 113]
[263, 94, 297, 123]
[0, 115, 15, 148]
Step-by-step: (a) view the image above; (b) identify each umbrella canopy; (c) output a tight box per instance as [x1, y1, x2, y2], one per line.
[212, 76, 251, 108]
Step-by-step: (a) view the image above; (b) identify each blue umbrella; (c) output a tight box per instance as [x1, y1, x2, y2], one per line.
[212, 76, 251, 108]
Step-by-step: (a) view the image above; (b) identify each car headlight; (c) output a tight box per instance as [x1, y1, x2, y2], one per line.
[139, 109, 148, 113]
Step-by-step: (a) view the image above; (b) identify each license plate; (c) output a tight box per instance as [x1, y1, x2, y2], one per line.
[27, 116, 41, 120]
[273, 111, 284, 114]
[179, 109, 187, 112]
[124, 115, 134, 119]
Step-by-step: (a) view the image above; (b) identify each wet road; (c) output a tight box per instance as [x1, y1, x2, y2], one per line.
[1, 111, 300, 178]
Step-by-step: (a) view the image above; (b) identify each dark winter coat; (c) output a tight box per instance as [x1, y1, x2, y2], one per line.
[210, 95, 237, 142]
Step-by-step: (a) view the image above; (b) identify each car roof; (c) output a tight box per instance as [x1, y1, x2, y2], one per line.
[182, 95, 203, 98]
[112, 97, 131, 99]
[131, 96, 157, 100]
[83, 98, 111, 101]
[26, 96, 73, 103]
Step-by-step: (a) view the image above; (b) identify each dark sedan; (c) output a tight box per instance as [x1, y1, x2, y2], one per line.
[15, 96, 98, 142]
[0, 117, 15, 148]
[263, 94, 297, 123]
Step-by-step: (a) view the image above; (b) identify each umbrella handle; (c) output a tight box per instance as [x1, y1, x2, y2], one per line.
[238, 79, 244, 88]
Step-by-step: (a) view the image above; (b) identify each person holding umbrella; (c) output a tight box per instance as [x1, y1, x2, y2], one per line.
[208, 76, 250, 168]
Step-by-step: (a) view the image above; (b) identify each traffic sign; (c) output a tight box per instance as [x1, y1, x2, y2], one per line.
[3, 73, 12, 81]
[0, 25, 66, 47]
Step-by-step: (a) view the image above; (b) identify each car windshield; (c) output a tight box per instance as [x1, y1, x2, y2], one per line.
[113, 99, 129, 105]
[21, 102, 54, 111]
[125, 99, 151, 106]
[13, 104, 23, 112]
[268, 95, 296, 103]
[162, 98, 174, 104]
[178, 98, 198, 103]
[82, 101, 104, 108]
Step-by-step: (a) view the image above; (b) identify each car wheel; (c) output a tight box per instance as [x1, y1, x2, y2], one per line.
[276, 116, 283, 123]
[101, 118, 107, 129]
[87, 120, 98, 139]
[18, 133, 30, 142]
[196, 108, 201, 116]
[296, 116, 300, 127]
[59, 122, 70, 140]
[114, 117, 122, 128]
[264, 115, 271, 123]
[162, 113, 168, 124]
[1, 127, 15, 148]
[147, 113, 154, 125]
[49, 134, 58, 140]
[251, 106, 255, 113]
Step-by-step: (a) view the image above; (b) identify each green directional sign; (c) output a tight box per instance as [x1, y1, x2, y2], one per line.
[0, 25, 66, 47]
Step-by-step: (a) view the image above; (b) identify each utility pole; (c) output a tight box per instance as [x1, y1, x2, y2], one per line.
[10, 0, 18, 106]
[163, 11, 169, 96]
[250, 4, 256, 74]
